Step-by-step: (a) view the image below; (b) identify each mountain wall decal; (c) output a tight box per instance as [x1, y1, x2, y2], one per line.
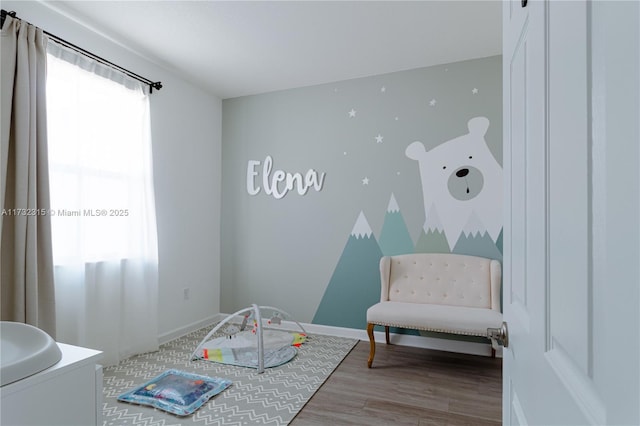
[379, 193, 414, 256]
[313, 211, 383, 329]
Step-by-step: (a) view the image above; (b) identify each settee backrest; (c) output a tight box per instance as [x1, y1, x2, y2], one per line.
[379, 253, 501, 311]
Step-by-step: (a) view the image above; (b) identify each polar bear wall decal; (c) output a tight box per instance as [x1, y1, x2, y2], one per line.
[406, 117, 502, 251]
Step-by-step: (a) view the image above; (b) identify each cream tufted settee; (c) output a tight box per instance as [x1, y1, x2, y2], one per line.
[366, 253, 503, 367]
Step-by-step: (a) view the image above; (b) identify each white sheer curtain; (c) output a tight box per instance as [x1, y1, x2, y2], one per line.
[46, 44, 159, 366]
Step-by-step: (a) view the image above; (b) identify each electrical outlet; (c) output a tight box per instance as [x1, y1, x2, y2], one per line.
[183, 288, 190, 300]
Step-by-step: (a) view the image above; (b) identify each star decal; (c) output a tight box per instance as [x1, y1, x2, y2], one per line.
[348, 108, 357, 118]
[472, 88, 479, 94]
[429, 99, 437, 107]
[362, 177, 369, 185]
[375, 134, 384, 144]
[380, 86, 386, 93]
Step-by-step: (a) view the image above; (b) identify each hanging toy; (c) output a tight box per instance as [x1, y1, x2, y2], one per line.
[240, 313, 250, 331]
[222, 324, 240, 338]
[268, 313, 282, 325]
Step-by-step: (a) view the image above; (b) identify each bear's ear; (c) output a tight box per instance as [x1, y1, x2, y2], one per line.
[406, 141, 426, 160]
[467, 117, 490, 136]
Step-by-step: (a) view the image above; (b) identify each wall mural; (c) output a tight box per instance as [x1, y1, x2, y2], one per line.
[409, 116, 503, 258]
[222, 56, 502, 330]
[313, 117, 503, 330]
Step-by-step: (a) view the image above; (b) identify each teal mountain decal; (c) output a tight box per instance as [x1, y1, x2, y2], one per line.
[313, 211, 383, 330]
[379, 193, 414, 256]
[452, 212, 502, 261]
[414, 204, 450, 254]
[415, 229, 450, 253]
[453, 232, 503, 261]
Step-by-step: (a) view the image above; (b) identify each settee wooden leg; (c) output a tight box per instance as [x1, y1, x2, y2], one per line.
[367, 323, 376, 368]
[385, 326, 390, 344]
[491, 348, 496, 358]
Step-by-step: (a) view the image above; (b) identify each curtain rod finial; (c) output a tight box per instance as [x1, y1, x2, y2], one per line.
[1, 9, 17, 29]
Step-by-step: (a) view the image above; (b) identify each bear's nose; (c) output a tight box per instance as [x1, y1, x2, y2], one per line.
[456, 168, 469, 178]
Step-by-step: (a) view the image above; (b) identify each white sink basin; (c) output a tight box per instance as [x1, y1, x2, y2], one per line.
[0, 321, 62, 386]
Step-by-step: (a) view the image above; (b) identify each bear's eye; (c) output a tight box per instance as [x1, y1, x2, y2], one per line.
[442, 166, 446, 170]
[468, 156, 473, 159]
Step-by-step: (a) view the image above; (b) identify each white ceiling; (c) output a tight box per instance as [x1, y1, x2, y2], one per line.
[43, 1, 502, 99]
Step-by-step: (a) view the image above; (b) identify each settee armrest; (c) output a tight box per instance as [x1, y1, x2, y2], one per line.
[379, 256, 391, 302]
[490, 259, 501, 312]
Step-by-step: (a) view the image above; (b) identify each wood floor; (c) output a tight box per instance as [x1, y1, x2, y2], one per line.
[291, 340, 502, 425]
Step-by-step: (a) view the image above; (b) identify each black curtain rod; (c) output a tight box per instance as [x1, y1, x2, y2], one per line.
[1, 9, 162, 93]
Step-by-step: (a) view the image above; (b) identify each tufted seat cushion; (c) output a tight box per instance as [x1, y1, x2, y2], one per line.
[367, 301, 503, 336]
[385, 254, 496, 308]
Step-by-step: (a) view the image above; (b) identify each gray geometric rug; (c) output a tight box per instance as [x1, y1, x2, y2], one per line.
[102, 325, 358, 426]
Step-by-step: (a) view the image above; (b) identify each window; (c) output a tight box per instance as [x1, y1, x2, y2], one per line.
[46, 50, 156, 264]
[46, 44, 159, 366]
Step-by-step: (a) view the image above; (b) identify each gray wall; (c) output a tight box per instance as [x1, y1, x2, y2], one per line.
[221, 55, 502, 326]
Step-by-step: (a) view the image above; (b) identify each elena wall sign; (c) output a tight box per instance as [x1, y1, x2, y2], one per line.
[246, 155, 326, 199]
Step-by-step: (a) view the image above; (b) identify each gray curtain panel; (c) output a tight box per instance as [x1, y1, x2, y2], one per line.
[0, 16, 56, 338]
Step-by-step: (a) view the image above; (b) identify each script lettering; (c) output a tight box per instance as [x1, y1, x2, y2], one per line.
[246, 155, 326, 199]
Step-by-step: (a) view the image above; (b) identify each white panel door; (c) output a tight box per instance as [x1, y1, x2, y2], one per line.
[502, 0, 639, 425]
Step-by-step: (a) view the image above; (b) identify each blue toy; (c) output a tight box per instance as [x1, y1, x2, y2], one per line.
[117, 369, 231, 416]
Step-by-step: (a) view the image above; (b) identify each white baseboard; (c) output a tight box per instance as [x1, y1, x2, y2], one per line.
[161, 312, 500, 358]
[289, 321, 498, 357]
[158, 314, 223, 345]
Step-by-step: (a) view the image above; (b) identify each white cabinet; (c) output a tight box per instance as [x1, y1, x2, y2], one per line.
[1, 343, 103, 426]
